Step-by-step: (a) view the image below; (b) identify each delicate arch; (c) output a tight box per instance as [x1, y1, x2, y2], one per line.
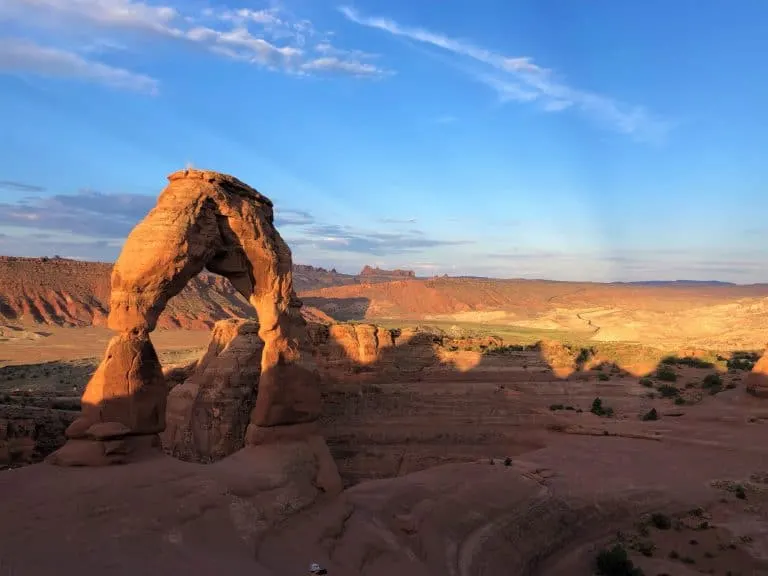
[50, 169, 320, 466]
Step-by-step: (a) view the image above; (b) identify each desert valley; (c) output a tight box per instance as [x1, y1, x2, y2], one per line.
[0, 169, 767, 576]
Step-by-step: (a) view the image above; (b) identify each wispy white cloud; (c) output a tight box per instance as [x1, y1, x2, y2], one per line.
[0, 0, 389, 89]
[3, 0, 181, 34]
[0, 37, 158, 93]
[301, 56, 383, 76]
[339, 6, 669, 140]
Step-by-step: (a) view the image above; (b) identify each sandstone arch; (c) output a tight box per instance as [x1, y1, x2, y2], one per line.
[49, 169, 320, 465]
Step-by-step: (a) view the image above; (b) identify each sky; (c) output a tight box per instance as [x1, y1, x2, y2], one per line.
[0, 0, 767, 283]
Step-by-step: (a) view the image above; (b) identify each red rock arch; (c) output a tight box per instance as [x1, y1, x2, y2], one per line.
[49, 169, 320, 466]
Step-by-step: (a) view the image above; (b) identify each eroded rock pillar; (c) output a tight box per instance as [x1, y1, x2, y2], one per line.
[47, 332, 167, 466]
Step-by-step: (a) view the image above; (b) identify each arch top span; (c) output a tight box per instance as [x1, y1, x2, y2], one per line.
[48, 169, 321, 466]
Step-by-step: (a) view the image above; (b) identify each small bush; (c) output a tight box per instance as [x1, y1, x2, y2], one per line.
[657, 384, 680, 398]
[591, 397, 614, 417]
[650, 513, 672, 530]
[598, 373, 611, 381]
[674, 397, 686, 405]
[550, 404, 565, 411]
[734, 484, 747, 500]
[702, 373, 723, 387]
[641, 408, 659, 421]
[702, 373, 723, 395]
[504, 457, 512, 467]
[639, 378, 654, 387]
[576, 347, 596, 367]
[661, 355, 714, 369]
[727, 351, 760, 371]
[595, 544, 644, 576]
[655, 365, 678, 382]
[634, 540, 655, 557]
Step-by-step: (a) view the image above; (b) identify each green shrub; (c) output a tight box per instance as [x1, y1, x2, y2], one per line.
[641, 408, 659, 421]
[674, 396, 686, 405]
[727, 351, 760, 371]
[595, 544, 644, 576]
[634, 540, 655, 557]
[639, 378, 653, 387]
[702, 373, 723, 395]
[650, 513, 672, 530]
[591, 397, 614, 417]
[598, 373, 611, 381]
[657, 384, 680, 398]
[550, 404, 565, 411]
[576, 347, 596, 367]
[655, 365, 678, 382]
[661, 355, 714, 369]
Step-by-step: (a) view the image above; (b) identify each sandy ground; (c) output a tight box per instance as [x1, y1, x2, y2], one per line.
[0, 324, 211, 367]
[3, 326, 768, 574]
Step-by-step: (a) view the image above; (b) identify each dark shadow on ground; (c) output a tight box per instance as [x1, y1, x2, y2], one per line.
[302, 296, 371, 321]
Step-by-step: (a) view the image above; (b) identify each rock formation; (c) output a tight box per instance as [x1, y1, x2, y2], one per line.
[359, 265, 416, 278]
[162, 319, 264, 462]
[308, 323, 442, 380]
[746, 349, 768, 397]
[48, 169, 321, 466]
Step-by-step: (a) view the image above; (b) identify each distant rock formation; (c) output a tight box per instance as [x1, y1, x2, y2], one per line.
[48, 169, 321, 466]
[0, 258, 355, 329]
[359, 265, 416, 279]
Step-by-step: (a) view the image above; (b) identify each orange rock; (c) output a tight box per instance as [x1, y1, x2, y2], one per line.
[162, 319, 263, 462]
[67, 332, 167, 437]
[746, 351, 768, 397]
[49, 169, 321, 466]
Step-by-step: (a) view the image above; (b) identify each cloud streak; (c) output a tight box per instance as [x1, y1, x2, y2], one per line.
[0, 188, 156, 237]
[0, 180, 46, 193]
[288, 221, 471, 255]
[339, 6, 668, 140]
[1, 0, 389, 90]
[0, 38, 159, 93]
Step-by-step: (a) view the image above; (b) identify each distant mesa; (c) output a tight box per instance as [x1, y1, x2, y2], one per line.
[359, 265, 416, 279]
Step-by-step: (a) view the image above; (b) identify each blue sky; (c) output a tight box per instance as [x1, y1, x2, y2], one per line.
[0, 0, 767, 282]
